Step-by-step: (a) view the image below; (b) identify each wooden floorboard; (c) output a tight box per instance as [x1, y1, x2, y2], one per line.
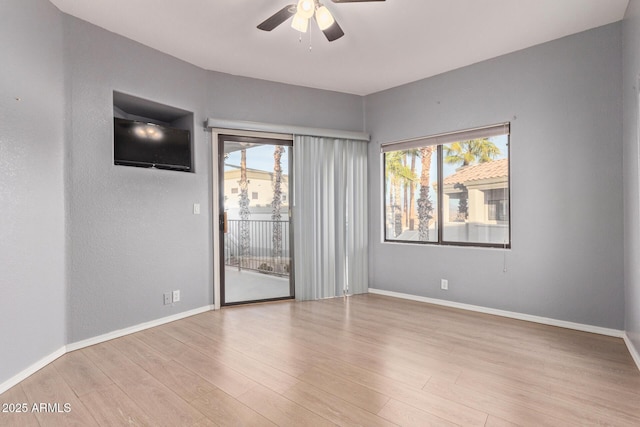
[1, 293, 640, 426]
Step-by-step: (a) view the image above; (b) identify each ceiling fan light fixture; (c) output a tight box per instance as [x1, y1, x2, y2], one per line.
[296, 0, 315, 19]
[315, 6, 335, 31]
[259, 0, 381, 42]
[291, 13, 309, 33]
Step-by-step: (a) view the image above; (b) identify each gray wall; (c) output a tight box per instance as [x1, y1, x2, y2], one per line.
[365, 24, 625, 329]
[63, 16, 364, 343]
[623, 1, 640, 356]
[0, 0, 67, 385]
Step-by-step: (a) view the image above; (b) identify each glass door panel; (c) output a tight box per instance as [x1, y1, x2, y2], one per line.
[218, 135, 294, 305]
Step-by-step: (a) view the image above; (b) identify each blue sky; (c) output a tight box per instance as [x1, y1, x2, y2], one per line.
[223, 135, 508, 177]
[225, 145, 290, 174]
[442, 135, 509, 176]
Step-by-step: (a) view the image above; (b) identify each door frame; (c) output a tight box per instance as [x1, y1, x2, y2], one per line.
[211, 129, 294, 309]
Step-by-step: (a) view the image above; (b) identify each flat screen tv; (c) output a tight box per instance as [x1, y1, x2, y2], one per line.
[114, 117, 192, 172]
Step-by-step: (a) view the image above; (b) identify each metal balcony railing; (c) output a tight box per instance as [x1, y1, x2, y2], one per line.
[224, 219, 291, 277]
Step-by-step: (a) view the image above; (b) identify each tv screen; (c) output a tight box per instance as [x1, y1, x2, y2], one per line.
[114, 117, 192, 172]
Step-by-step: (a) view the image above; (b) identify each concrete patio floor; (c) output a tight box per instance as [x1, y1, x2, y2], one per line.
[223, 266, 292, 303]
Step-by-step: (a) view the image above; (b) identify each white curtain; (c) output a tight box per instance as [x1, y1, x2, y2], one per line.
[293, 135, 368, 300]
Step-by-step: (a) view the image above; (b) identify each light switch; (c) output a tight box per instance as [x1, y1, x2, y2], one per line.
[193, 203, 200, 215]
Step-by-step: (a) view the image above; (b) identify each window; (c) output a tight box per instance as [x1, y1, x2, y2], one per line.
[488, 199, 508, 221]
[382, 123, 510, 248]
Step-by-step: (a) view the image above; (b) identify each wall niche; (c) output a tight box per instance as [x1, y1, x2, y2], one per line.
[113, 91, 195, 172]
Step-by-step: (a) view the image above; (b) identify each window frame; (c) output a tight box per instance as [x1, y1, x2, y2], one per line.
[381, 124, 511, 249]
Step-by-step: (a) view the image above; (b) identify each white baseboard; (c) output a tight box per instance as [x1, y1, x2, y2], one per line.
[66, 305, 214, 352]
[0, 346, 66, 396]
[0, 305, 214, 396]
[623, 333, 640, 371]
[368, 288, 624, 338]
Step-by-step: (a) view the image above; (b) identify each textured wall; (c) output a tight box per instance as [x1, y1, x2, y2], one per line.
[623, 0, 640, 356]
[63, 15, 365, 343]
[0, 0, 66, 385]
[365, 24, 625, 329]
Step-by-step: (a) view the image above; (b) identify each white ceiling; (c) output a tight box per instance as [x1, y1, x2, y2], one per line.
[49, 0, 629, 96]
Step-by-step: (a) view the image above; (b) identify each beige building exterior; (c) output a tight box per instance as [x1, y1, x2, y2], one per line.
[442, 158, 509, 224]
[224, 168, 289, 212]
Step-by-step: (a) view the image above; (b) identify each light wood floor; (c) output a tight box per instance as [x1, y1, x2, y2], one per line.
[2, 294, 640, 426]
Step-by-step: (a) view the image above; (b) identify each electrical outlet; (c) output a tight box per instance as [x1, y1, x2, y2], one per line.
[163, 292, 172, 305]
[441, 279, 449, 290]
[172, 290, 180, 302]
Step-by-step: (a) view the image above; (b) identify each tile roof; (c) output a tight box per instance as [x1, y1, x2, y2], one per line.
[443, 158, 508, 185]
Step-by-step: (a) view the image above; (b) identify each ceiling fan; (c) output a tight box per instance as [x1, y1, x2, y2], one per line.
[258, 0, 385, 42]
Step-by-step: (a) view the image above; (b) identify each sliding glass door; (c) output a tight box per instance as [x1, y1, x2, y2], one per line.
[218, 135, 294, 305]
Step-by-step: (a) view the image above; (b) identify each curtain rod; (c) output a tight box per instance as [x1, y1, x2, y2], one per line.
[206, 118, 370, 142]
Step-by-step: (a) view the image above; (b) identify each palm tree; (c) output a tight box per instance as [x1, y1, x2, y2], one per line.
[271, 146, 284, 262]
[385, 151, 414, 237]
[444, 138, 500, 166]
[417, 146, 435, 240]
[407, 149, 419, 230]
[238, 149, 250, 267]
[403, 153, 408, 227]
[453, 183, 468, 221]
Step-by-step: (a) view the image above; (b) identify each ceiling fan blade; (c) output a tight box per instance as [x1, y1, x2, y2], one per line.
[321, 20, 345, 42]
[331, 0, 385, 3]
[257, 4, 296, 31]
